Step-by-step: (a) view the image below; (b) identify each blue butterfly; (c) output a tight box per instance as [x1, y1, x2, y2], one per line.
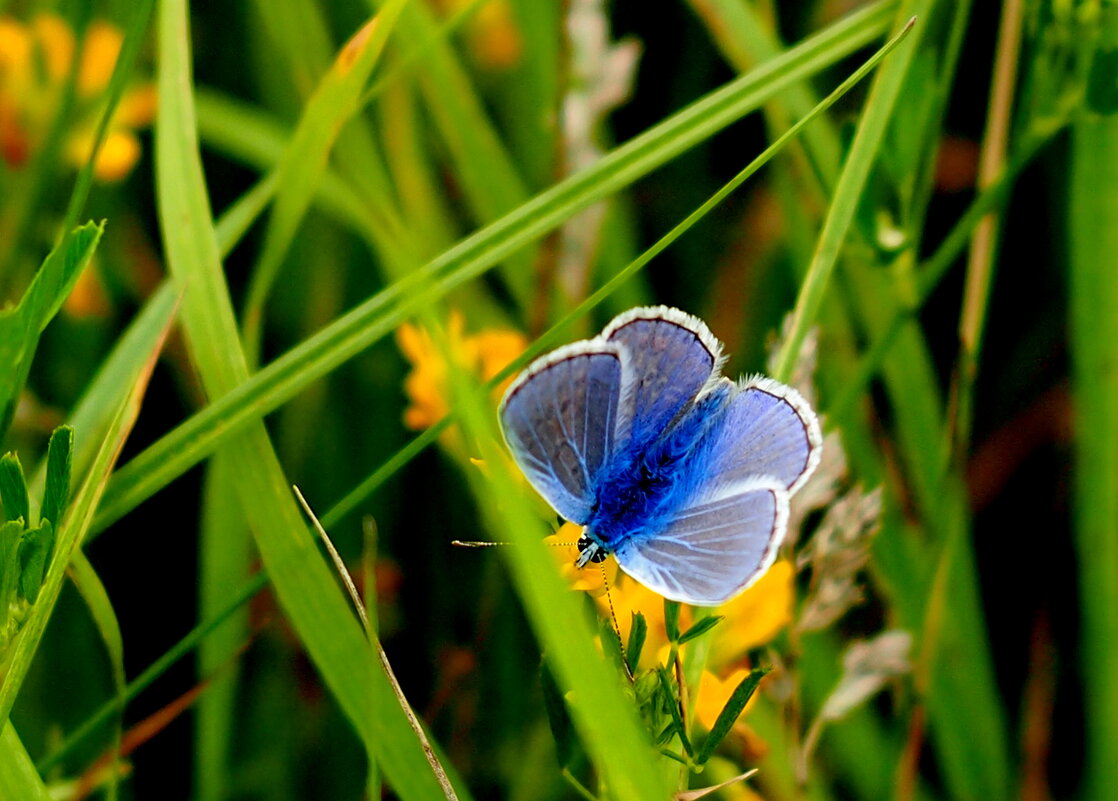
[499, 306, 822, 606]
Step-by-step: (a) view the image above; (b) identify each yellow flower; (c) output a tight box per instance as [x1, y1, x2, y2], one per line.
[707, 560, 794, 669]
[0, 13, 155, 181]
[62, 259, 111, 318]
[695, 667, 756, 732]
[434, 0, 522, 70]
[397, 311, 527, 431]
[545, 522, 618, 597]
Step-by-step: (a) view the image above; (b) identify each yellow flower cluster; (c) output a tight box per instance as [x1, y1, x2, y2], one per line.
[396, 310, 527, 431]
[0, 13, 154, 181]
[434, 0, 522, 70]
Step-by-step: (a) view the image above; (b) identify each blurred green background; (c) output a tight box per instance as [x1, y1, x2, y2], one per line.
[0, 0, 1114, 800]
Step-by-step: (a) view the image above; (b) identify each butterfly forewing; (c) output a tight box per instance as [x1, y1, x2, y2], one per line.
[614, 478, 789, 605]
[604, 307, 723, 453]
[499, 344, 622, 524]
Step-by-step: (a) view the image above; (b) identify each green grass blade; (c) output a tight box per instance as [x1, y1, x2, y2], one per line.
[0, 456, 29, 526]
[96, 2, 895, 531]
[695, 667, 768, 765]
[772, 13, 918, 383]
[0, 724, 51, 801]
[194, 459, 251, 801]
[154, 3, 466, 797]
[1070, 18, 1118, 799]
[447, 322, 669, 801]
[68, 550, 125, 801]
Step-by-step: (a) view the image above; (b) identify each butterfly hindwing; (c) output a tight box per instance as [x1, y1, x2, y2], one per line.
[614, 477, 789, 605]
[604, 307, 723, 453]
[499, 343, 622, 524]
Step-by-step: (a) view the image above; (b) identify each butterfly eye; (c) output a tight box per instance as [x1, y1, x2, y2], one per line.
[576, 534, 609, 564]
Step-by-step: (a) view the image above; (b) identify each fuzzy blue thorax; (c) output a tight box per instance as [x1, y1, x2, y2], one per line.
[583, 383, 731, 552]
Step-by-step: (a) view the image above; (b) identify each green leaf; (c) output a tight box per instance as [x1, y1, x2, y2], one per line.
[0, 222, 104, 441]
[663, 600, 681, 642]
[0, 455, 29, 527]
[694, 667, 769, 766]
[626, 611, 648, 676]
[17, 522, 53, 604]
[656, 665, 692, 757]
[0, 520, 24, 624]
[40, 425, 73, 529]
[677, 615, 724, 646]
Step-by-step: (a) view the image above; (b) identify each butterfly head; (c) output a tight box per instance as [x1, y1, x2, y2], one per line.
[575, 532, 609, 568]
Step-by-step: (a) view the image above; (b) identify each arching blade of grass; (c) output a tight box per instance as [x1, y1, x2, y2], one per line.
[240, 0, 410, 357]
[0, 724, 51, 801]
[772, 12, 920, 383]
[95, 0, 895, 533]
[1069, 14, 1118, 799]
[154, 3, 466, 798]
[196, 89, 385, 253]
[769, 4, 1012, 798]
[366, 0, 538, 305]
[444, 319, 669, 801]
[68, 551, 126, 801]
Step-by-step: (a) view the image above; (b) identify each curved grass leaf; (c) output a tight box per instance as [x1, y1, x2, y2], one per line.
[154, 3, 466, 798]
[241, 1, 410, 356]
[0, 223, 104, 442]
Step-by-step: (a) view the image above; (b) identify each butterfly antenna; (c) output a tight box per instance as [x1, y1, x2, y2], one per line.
[452, 539, 580, 548]
[600, 563, 633, 682]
